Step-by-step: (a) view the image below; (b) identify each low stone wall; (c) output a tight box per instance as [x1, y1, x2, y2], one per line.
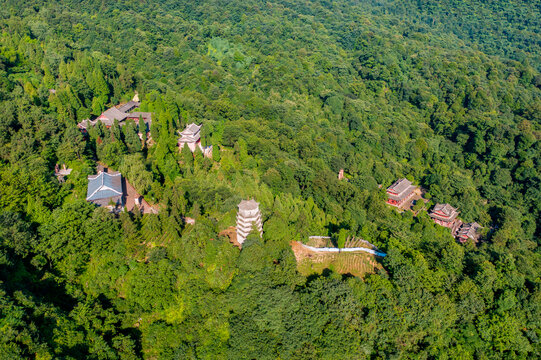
[299, 243, 386, 257]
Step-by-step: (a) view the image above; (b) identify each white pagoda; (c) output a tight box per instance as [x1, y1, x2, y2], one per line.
[236, 199, 263, 245]
[178, 123, 202, 152]
[178, 123, 212, 157]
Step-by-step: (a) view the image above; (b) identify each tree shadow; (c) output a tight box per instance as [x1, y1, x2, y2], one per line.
[305, 268, 334, 284]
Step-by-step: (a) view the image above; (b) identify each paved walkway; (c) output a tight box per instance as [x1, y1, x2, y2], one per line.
[97, 163, 158, 214]
[298, 243, 387, 257]
[123, 178, 157, 214]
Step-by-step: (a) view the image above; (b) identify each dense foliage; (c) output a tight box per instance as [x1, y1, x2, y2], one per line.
[0, 0, 539, 358]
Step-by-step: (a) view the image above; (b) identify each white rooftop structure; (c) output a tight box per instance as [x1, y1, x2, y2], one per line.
[178, 123, 202, 150]
[236, 199, 263, 245]
[177, 123, 213, 157]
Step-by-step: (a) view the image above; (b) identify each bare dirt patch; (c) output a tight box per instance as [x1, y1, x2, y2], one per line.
[219, 226, 241, 248]
[306, 236, 332, 247]
[290, 241, 383, 278]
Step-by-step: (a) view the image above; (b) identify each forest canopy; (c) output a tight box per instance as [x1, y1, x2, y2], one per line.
[0, 0, 539, 358]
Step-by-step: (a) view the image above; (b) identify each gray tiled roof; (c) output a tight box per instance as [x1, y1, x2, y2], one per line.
[128, 112, 152, 125]
[87, 172, 123, 201]
[77, 119, 91, 129]
[430, 203, 459, 222]
[386, 178, 416, 201]
[187, 123, 200, 133]
[387, 178, 412, 194]
[99, 107, 129, 125]
[178, 123, 201, 142]
[457, 222, 480, 239]
[238, 199, 259, 211]
[81, 101, 151, 130]
[180, 123, 201, 136]
[432, 203, 458, 216]
[117, 101, 140, 113]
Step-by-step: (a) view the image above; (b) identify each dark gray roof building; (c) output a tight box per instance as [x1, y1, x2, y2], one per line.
[117, 100, 140, 113]
[178, 123, 202, 143]
[86, 172, 123, 207]
[386, 178, 417, 206]
[77, 99, 151, 133]
[456, 222, 481, 243]
[98, 107, 129, 126]
[128, 112, 152, 131]
[430, 203, 459, 221]
[430, 203, 460, 228]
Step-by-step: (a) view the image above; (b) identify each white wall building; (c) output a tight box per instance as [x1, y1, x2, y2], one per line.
[236, 199, 263, 245]
[178, 123, 213, 157]
[178, 123, 202, 152]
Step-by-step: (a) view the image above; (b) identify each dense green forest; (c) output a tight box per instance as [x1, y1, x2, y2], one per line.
[0, 0, 539, 358]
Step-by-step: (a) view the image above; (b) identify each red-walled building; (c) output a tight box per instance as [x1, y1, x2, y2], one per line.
[386, 178, 417, 207]
[77, 99, 151, 136]
[429, 203, 459, 228]
[456, 222, 481, 243]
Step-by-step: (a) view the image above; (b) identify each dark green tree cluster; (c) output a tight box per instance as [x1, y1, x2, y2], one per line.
[0, 0, 539, 358]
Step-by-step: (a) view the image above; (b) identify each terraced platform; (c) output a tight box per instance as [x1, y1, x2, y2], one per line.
[290, 240, 384, 278]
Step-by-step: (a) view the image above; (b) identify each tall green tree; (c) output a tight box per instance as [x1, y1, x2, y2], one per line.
[124, 119, 142, 153]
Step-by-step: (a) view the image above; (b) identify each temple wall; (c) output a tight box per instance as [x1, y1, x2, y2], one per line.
[299, 242, 386, 257]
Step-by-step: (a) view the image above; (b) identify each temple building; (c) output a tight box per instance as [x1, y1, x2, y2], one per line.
[54, 164, 72, 183]
[429, 203, 459, 228]
[178, 123, 202, 152]
[178, 123, 213, 157]
[236, 199, 263, 245]
[77, 95, 151, 135]
[86, 171, 124, 208]
[456, 222, 481, 243]
[386, 178, 417, 207]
